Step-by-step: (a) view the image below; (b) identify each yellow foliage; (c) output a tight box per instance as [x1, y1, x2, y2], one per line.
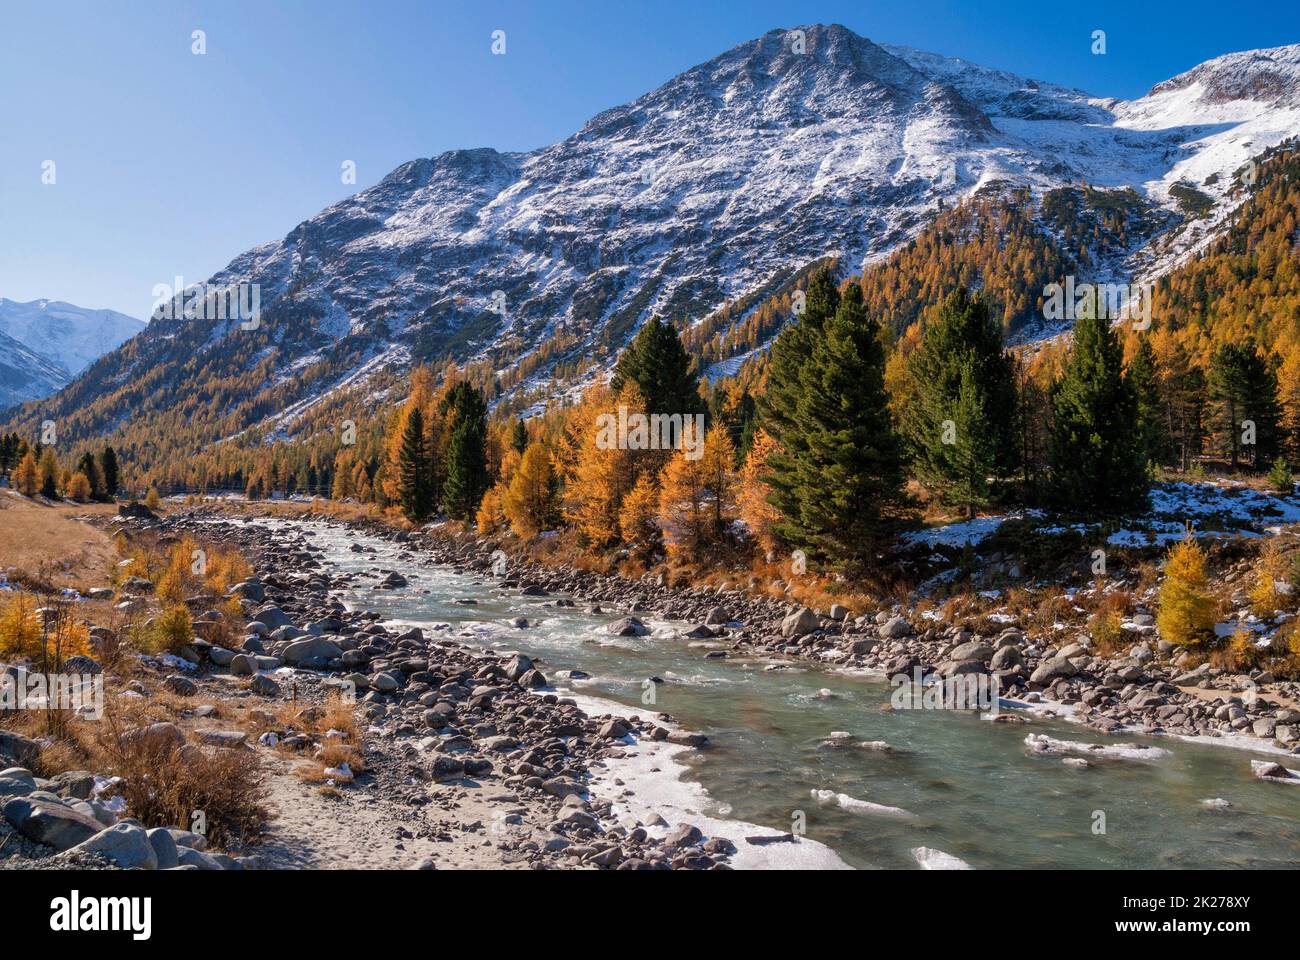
[736, 429, 781, 557]
[1249, 538, 1294, 618]
[148, 605, 194, 654]
[14, 450, 39, 496]
[0, 592, 44, 659]
[1156, 537, 1217, 646]
[0, 593, 91, 663]
[503, 444, 557, 540]
[619, 472, 661, 559]
[66, 472, 92, 503]
[475, 483, 507, 534]
[658, 427, 735, 560]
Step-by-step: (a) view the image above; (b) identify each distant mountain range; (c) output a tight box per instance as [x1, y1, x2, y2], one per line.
[0, 299, 143, 409]
[5, 23, 1300, 454]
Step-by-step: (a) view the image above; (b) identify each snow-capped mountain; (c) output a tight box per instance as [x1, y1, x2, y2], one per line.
[7, 24, 1299, 446]
[0, 298, 144, 377]
[0, 329, 72, 410]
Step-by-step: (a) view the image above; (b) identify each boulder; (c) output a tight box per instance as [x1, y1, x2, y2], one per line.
[880, 616, 912, 639]
[606, 617, 648, 637]
[229, 580, 265, 603]
[3, 795, 104, 850]
[704, 606, 730, 625]
[0, 730, 41, 768]
[949, 641, 995, 663]
[1030, 657, 1078, 685]
[989, 645, 1024, 671]
[283, 636, 343, 666]
[249, 674, 281, 697]
[147, 827, 180, 869]
[164, 675, 198, 696]
[69, 822, 158, 869]
[503, 655, 534, 681]
[781, 607, 819, 638]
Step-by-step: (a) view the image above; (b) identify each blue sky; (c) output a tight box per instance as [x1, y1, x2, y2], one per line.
[1, 0, 1296, 319]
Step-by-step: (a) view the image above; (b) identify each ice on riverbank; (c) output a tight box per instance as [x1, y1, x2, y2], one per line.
[564, 689, 853, 869]
[811, 789, 920, 822]
[912, 846, 972, 870]
[1025, 733, 1172, 761]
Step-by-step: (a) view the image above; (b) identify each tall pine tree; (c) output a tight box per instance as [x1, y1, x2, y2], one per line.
[902, 289, 1018, 515]
[609, 316, 704, 418]
[99, 447, 120, 501]
[1127, 336, 1168, 467]
[398, 406, 433, 521]
[771, 284, 905, 564]
[441, 382, 489, 519]
[758, 268, 841, 540]
[1050, 302, 1149, 514]
[1207, 339, 1281, 469]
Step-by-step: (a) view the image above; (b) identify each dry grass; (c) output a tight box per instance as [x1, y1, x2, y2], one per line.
[0, 496, 119, 594]
[292, 694, 366, 787]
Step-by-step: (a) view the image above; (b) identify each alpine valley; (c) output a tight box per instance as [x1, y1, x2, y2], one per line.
[4, 23, 1299, 479]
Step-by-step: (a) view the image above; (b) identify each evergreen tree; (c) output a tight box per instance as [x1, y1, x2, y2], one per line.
[1153, 334, 1205, 472]
[1127, 336, 1167, 467]
[771, 284, 906, 563]
[609, 316, 704, 419]
[397, 406, 433, 521]
[1207, 340, 1281, 469]
[441, 382, 489, 520]
[75, 451, 103, 500]
[99, 446, 120, 500]
[902, 289, 1018, 514]
[0, 434, 18, 482]
[511, 418, 529, 456]
[1049, 302, 1149, 514]
[758, 268, 841, 538]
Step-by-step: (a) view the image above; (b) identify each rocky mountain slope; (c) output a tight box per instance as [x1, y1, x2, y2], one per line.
[6, 24, 1298, 456]
[0, 329, 71, 409]
[0, 298, 143, 408]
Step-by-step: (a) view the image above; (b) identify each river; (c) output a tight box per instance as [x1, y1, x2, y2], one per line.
[269, 517, 1300, 870]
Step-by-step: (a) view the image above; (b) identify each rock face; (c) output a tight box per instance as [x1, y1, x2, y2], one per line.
[25, 25, 1296, 458]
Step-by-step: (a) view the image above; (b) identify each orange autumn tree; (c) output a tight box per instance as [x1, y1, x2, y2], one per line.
[502, 443, 559, 539]
[562, 384, 642, 548]
[657, 426, 736, 561]
[736, 429, 781, 558]
[14, 450, 39, 496]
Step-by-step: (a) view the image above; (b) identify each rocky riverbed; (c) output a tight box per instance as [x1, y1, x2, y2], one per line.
[5, 502, 1297, 871]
